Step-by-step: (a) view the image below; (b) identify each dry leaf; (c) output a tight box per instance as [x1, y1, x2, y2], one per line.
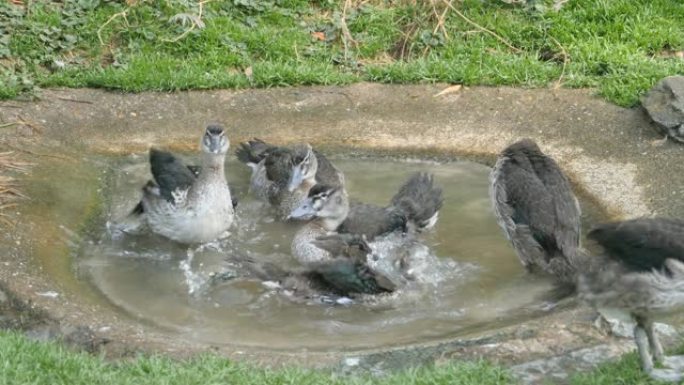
[433, 84, 462, 97]
[658, 50, 684, 59]
[311, 31, 326, 41]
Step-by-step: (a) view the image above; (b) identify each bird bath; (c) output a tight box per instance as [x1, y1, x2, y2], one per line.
[22, 153, 592, 351]
[2, 84, 679, 381]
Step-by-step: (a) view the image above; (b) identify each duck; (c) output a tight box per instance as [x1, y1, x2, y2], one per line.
[235, 139, 344, 219]
[130, 124, 235, 244]
[489, 138, 582, 286]
[577, 218, 684, 383]
[288, 172, 443, 269]
[222, 234, 392, 300]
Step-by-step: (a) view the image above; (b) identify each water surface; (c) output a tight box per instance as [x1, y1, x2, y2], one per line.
[29, 154, 575, 351]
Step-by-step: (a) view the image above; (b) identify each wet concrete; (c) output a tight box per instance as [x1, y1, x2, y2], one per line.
[1, 84, 683, 383]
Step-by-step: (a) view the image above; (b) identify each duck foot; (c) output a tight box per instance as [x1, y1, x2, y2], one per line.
[647, 368, 683, 383]
[662, 355, 684, 371]
[650, 134, 669, 147]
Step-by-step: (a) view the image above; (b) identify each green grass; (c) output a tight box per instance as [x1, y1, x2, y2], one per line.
[1, 0, 683, 106]
[0, 331, 510, 385]
[1, 329, 682, 385]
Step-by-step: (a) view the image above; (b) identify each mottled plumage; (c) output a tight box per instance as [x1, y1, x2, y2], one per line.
[289, 173, 443, 268]
[132, 125, 234, 244]
[309, 234, 394, 295]
[578, 218, 684, 382]
[490, 138, 581, 283]
[236, 139, 344, 218]
[339, 172, 444, 239]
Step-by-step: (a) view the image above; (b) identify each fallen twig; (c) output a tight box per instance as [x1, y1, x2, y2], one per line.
[549, 35, 568, 89]
[1, 143, 72, 161]
[98, 9, 130, 46]
[55, 97, 94, 104]
[163, 0, 215, 43]
[0, 152, 32, 172]
[340, 0, 359, 61]
[431, 0, 451, 40]
[443, 0, 521, 53]
[16, 115, 44, 134]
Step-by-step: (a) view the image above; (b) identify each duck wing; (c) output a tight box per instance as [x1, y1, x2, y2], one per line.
[491, 154, 565, 266]
[529, 151, 581, 258]
[263, 147, 295, 185]
[313, 151, 345, 187]
[235, 138, 274, 165]
[589, 218, 684, 273]
[149, 148, 197, 202]
[311, 259, 391, 295]
[390, 172, 443, 230]
[339, 201, 407, 240]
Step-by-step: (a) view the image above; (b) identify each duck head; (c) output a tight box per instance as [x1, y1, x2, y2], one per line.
[288, 184, 349, 230]
[201, 124, 230, 155]
[287, 144, 317, 192]
[502, 138, 543, 170]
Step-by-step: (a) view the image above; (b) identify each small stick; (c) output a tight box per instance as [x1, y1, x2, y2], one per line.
[55, 97, 93, 104]
[1, 143, 72, 161]
[163, 0, 215, 43]
[549, 35, 567, 89]
[443, 0, 521, 53]
[340, 0, 358, 61]
[98, 9, 129, 46]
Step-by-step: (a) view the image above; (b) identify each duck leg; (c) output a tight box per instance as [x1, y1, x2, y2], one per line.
[636, 319, 684, 382]
[644, 318, 665, 363]
[634, 322, 654, 373]
[644, 315, 684, 373]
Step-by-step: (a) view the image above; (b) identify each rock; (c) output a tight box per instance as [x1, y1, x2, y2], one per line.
[642, 76, 684, 142]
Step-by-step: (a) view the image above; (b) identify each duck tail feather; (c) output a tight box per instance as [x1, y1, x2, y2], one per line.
[236, 139, 271, 165]
[390, 172, 443, 230]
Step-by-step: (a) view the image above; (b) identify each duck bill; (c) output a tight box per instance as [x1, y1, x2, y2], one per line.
[287, 199, 316, 220]
[208, 136, 224, 154]
[288, 165, 305, 192]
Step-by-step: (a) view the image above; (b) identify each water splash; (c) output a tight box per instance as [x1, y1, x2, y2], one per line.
[179, 248, 207, 296]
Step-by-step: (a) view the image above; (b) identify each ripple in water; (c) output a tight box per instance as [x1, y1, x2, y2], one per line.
[77, 156, 558, 350]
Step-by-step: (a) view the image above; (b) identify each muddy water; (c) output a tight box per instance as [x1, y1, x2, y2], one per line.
[26, 154, 592, 351]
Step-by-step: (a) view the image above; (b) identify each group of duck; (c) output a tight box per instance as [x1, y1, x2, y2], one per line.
[128, 124, 443, 298]
[127, 124, 684, 382]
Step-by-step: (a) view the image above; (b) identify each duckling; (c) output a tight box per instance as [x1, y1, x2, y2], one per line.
[307, 234, 396, 295]
[236, 139, 344, 218]
[489, 138, 582, 285]
[132, 125, 234, 244]
[288, 172, 443, 266]
[220, 234, 391, 301]
[578, 218, 684, 383]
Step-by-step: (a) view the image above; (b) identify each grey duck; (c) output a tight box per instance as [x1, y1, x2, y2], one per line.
[236, 139, 344, 219]
[489, 138, 582, 285]
[578, 218, 684, 382]
[131, 124, 234, 244]
[233, 234, 393, 298]
[288, 172, 443, 267]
